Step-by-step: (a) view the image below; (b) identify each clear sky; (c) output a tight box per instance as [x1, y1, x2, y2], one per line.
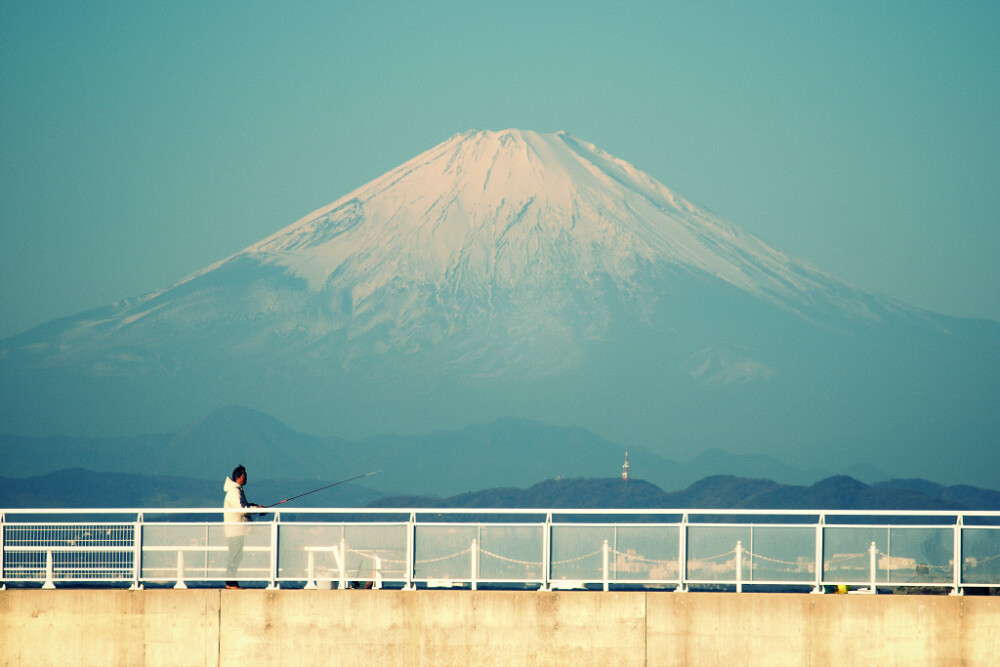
[2, 1, 998, 339]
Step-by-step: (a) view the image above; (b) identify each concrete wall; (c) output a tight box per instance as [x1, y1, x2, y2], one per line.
[2, 590, 998, 666]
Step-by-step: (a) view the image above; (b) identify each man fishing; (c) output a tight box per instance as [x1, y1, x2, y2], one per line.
[223, 464, 261, 590]
[221, 467, 381, 589]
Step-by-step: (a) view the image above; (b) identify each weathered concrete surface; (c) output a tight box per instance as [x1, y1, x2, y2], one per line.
[0, 589, 219, 667]
[222, 589, 645, 666]
[2, 589, 998, 666]
[646, 592, 1000, 666]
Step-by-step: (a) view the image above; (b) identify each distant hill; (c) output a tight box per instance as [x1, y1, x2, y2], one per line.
[2, 405, 866, 496]
[0, 468, 382, 509]
[368, 475, 1000, 511]
[0, 469, 1000, 510]
[873, 479, 1000, 510]
[3, 468, 998, 511]
[0, 406, 352, 486]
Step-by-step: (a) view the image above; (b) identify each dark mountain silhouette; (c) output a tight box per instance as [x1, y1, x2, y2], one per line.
[4, 467, 998, 511]
[367, 475, 998, 511]
[0, 468, 381, 509]
[2, 405, 847, 496]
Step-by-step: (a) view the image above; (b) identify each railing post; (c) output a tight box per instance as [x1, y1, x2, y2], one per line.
[1, 511, 6, 591]
[267, 512, 280, 590]
[405, 512, 416, 591]
[374, 554, 383, 590]
[131, 512, 144, 590]
[676, 513, 688, 592]
[602, 539, 609, 592]
[42, 550, 56, 589]
[174, 550, 187, 590]
[304, 550, 317, 590]
[812, 514, 825, 594]
[868, 541, 877, 594]
[541, 512, 552, 592]
[471, 539, 479, 591]
[338, 536, 347, 590]
[736, 540, 743, 593]
[951, 515, 964, 596]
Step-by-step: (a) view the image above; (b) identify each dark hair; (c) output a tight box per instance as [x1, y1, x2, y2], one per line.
[232, 465, 246, 481]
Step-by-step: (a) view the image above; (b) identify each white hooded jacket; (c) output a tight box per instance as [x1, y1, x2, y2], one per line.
[223, 476, 252, 537]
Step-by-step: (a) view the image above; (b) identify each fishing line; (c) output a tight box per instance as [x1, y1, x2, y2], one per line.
[264, 470, 383, 508]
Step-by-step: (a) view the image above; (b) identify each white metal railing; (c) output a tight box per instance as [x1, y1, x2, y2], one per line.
[2, 508, 999, 594]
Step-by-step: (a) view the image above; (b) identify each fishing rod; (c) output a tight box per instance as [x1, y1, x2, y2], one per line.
[265, 470, 383, 508]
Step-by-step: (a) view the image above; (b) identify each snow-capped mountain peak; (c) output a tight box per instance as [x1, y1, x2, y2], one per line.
[232, 129, 846, 315]
[11, 128, 910, 383]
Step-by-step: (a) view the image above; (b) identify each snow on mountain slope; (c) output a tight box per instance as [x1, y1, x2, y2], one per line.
[227, 129, 867, 317]
[29, 132, 914, 378]
[0, 129, 934, 380]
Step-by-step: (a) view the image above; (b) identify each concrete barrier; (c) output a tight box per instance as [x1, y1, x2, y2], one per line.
[646, 592, 1000, 666]
[1, 590, 998, 666]
[0, 589, 219, 667]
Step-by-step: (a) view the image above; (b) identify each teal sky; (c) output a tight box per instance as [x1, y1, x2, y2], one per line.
[2, 1, 998, 339]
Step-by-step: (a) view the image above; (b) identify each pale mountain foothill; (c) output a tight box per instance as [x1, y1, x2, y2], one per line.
[2, 405, 999, 510]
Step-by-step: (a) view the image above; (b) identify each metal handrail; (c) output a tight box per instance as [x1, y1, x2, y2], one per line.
[3, 507, 998, 594]
[3, 507, 999, 516]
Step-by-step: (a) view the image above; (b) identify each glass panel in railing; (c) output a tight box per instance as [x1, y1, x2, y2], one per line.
[210, 522, 272, 583]
[414, 524, 476, 582]
[478, 524, 544, 582]
[686, 525, 749, 583]
[823, 526, 889, 584]
[612, 525, 680, 582]
[962, 526, 1000, 585]
[141, 523, 212, 581]
[276, 523, 346, 582]
[344, 524, 408, 583]
[746, 526, 814, 583]
[550, 525, 613, 583]
[884, 527, 953, 586]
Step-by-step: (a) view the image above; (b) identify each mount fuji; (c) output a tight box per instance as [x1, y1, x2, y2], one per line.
[2, 130, 997, 484]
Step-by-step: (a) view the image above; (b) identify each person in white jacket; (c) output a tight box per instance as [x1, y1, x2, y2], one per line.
[223, 465, 260, 589]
